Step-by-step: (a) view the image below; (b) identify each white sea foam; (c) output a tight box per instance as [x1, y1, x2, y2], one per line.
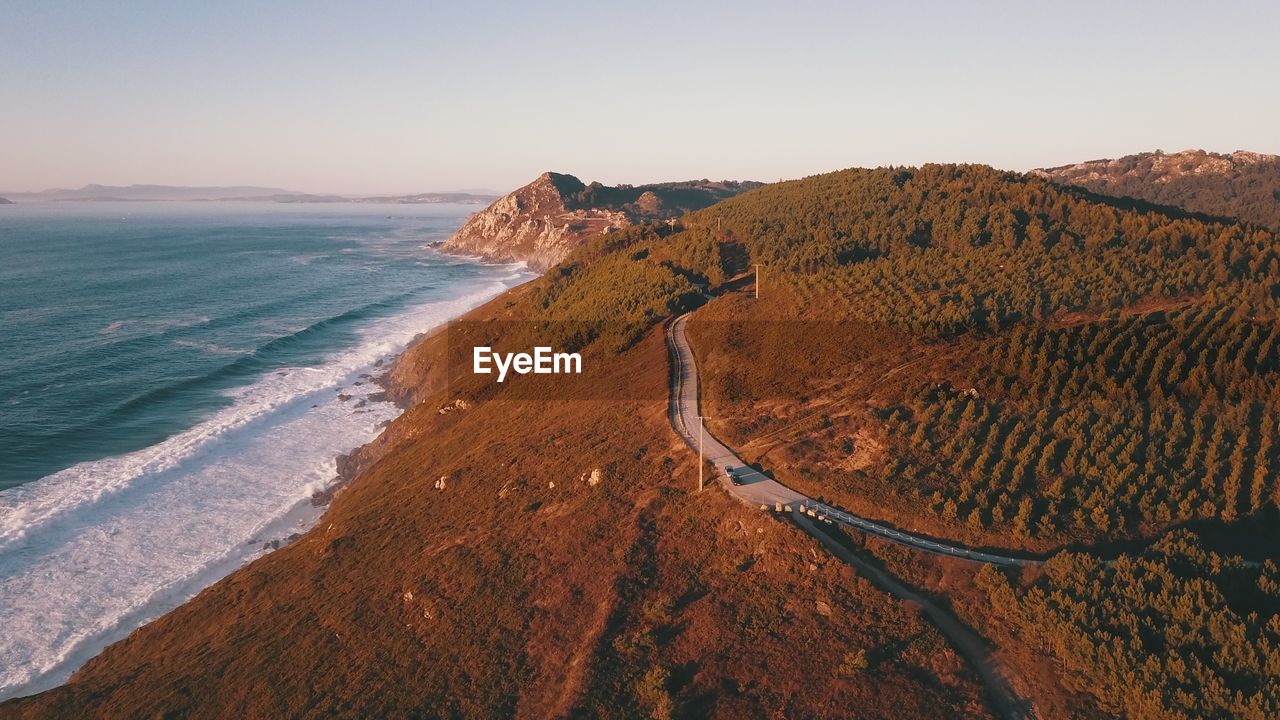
[173, 338, 249, 355]
[0, 266, 530, 701]
[96, 314, 210, 339]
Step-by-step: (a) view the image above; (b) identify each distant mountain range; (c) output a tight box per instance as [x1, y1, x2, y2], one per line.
[0, 184, 498, 204]
[1034, 149, 1280, 229]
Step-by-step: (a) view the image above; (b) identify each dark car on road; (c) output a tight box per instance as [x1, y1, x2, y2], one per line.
[725, 465, 742, 485]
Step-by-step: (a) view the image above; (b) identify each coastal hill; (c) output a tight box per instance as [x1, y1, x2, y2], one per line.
[0, 197, 12, 204]
[1035, 148, 1280, 229]
[440, 172, 759, 269]
[6, 164, 1279, 719]
[0, 239, 992, 717]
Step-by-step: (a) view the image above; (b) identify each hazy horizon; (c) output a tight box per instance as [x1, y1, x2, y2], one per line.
[0, 144, 1273, 198]
[3, 0, 1278, 194]
[0, 181, 504, 197]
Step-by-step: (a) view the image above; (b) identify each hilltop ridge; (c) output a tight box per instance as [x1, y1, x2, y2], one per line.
[1035, 148, 1280, 229]
[440, 172, 759, 269]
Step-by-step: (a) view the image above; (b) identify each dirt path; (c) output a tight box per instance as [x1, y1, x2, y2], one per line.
[793, 511, 1037, 720]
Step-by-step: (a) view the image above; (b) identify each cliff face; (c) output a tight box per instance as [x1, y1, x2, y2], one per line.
[441, 172, 759, 270]
[440, 172, 626, 271]
[1034, 149, 1280, 229]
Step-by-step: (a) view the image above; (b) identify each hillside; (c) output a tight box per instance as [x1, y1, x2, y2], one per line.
[673, 164, 1277, 548]
[0, 197, 12, 204]
[0, 232, 989, 718]
[440, 172, 758, 269]
[1035, 149, 1280, 229]
[7, 163, 1279, 719]
[668, 165, 1280, 718]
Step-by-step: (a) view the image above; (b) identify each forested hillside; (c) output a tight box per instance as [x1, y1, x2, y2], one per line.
[714, 164, 1275, 329]
[528, 164, 1279, 541]
[659, 165, 1278, 545]
[979, 531, 1280, 719]
[506, 163, 1280, 718]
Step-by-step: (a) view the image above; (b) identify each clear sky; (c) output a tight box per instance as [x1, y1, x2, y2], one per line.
[2, 0, 1276, 194]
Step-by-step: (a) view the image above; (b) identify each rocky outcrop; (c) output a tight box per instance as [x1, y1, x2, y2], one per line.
[440, 171, 759, 270]
[1034, 149, 1280, 229]
[1034, 149, 1276, 185]
[440, 172, 626, 271]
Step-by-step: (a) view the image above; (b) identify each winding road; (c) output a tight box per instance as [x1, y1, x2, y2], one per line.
[666, 310, 1038, 719]
[666, 312, 1039, 568]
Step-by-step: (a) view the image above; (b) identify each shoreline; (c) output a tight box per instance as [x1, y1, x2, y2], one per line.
[0, 255, 535, 702]
[303, 254, 537, 514]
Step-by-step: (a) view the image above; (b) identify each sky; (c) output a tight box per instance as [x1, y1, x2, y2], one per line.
[2, 0, 1277, 195]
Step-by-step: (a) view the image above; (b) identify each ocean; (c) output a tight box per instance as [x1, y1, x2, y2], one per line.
[0, 201, 530, 700]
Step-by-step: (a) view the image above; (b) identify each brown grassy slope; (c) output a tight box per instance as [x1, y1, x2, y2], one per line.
[2, 290, 990, 719]
[835, 533, 1103, 720]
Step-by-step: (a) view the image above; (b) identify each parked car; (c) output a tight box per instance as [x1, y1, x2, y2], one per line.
[725, 465, 743, 485]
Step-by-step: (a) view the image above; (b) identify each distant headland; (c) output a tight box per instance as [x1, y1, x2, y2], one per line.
[440, 171, 761, 270]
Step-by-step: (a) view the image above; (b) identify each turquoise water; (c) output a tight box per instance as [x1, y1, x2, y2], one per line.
[0, 201, 529, 699]
[0, 202, 507, 488]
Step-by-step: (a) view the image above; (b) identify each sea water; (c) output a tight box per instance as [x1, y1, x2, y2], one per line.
[0, 201, 530, 699]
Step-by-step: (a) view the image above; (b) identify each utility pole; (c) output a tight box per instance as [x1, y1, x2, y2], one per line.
[754, 264, 761, 299]
[697, 415, 708, 491]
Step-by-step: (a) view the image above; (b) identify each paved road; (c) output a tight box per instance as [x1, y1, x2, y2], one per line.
[665, 312, 1039, 568]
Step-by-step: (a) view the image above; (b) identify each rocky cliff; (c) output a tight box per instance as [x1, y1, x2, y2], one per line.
[440, 172, 758, 270]
[1034, 149, 1280, 229]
